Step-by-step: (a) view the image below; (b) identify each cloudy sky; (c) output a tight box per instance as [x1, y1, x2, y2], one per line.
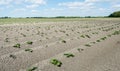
[0, 0, 120, 17]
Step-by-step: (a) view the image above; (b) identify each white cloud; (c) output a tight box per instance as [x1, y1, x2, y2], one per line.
[0, 0, 46, 5]
[26, 4, 39, 9]
[12, 8, 26, 13]
[25, 0, 46, 4]
[59, 2, 94, 9]
[0, 0, 13, 5]
[113, 4, 120, 8]
[45, 8, 64, 11]
[31, 10, 39, 13]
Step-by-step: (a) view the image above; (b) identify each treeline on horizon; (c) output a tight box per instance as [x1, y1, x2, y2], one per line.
[0, 16, 110, 19]
[0, 11, 120, 19]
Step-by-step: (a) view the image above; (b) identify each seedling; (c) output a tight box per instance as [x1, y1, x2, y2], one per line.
[5, 38, 9, 42]
[96, 40, 100, 42]
[25, 49, 33, 52]
[101, 37, 107, 40]
[64, 53, 75, 58]
[13, 43, 20, 48]
[27, 41, 33, 45]
[80, 35, 85, 38]
[85, 44, 91, 47]
[107, 34, 111, 37]
[77, 48, 84, 52]
[50, 59, 62, 67]
[27, 67, 38, 71]
[85, 35, 90, 38]
[9, 54, 16, 59]
[91, 42, 96, 44]
[61, 40, 66, 43]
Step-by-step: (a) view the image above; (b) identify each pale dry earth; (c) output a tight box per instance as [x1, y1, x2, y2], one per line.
[0, 18, 120, 71]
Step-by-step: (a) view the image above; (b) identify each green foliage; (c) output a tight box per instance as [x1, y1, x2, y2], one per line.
[109, 11, 120, 17]
[112, 30, 120, 35]
[27, 41, 33, 45]
[77, 48, 84, 52]
[64, 53, 75, 58]
[9, 54, 16, 59]
[85, 44, 91, 47]
[27, 67, 38, 71]
[96, 40, 101, 42]
[80, 35, 85, 38]
[50, 59, 62, 67]
[25, 49, 33, 52]
[13, 43, 21, 48]
[85, 35, 91, 38]
[101, 37, 107, 40]
[61, 40, 66, 43]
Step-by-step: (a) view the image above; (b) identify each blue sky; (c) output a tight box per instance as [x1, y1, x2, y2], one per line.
[0, 0, 120, 17]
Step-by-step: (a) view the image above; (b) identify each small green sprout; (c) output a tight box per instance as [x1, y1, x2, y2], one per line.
[96, 40, 100, 42]
[64, 53, 75, 58]
[25, 49, 33, 52]
[13, 43, 21, 48]
[85, 44, 91, 47]
[9, 54, 16, 59]
[77, 48, 84, 52]
[27, 67, 38, 71]
[101, 37, 107, 40]
[61, 40, 66, 43]
[85, 35, 90, 38]
[27, 41, 33, 45]
[80, 35, 85, 38]
[50, 59, 62, 67]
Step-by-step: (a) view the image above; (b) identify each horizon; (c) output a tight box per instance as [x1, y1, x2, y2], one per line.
[0, 0, 120, 17]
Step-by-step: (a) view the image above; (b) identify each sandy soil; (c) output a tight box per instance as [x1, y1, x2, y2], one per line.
[0, 18, 120, 71]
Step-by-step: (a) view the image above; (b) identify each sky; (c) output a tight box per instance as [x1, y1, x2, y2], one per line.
[0, 0, 120, 17]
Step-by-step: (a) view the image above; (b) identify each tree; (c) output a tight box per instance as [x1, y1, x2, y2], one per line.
[109, 11, 120, 17]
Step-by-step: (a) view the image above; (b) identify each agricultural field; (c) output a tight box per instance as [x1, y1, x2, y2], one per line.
[0, 18, 120, 71]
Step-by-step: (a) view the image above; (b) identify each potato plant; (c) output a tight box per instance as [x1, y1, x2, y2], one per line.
[27, 67, 38, 71]
[50, 59, 62, 67]
[27, 41, 33, 45]
[25, 49, 33, 52]
[13, 43, 21, 48]
[85, 44, 91, 47]
[64, 53, 75, 58]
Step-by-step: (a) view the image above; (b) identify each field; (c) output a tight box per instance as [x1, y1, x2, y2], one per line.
[0, 18, 120, 71]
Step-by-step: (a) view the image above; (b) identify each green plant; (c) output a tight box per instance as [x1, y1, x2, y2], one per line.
[27, 67, 38, 71]
[85, 35, 90, 38]
[5, 38, 9, 42]
[9, 54, 16, 59]
[64, 53, 74, 58]
[91, 42, 96, 44]
[77, 48, 84, 52]
[25, 49, 33, 52]
[61, 40, 66, 43]
[27, 41, 33, 45]
[85, 44, 91, 47]
[13, 43, 21, 48]
[101, 37, 107, 40]
[50, 59, 62, 67]
[80, 35, 85, 38]
[96, 40, 100, 42]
